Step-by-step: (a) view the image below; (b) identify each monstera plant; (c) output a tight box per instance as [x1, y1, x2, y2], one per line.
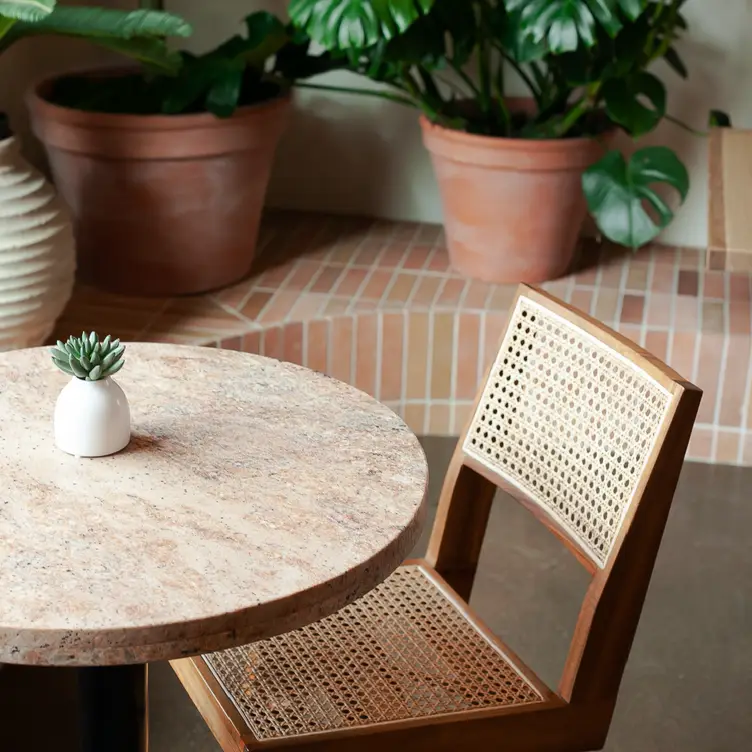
[289, 0, 729, 283]
[26, 3, 329, 298]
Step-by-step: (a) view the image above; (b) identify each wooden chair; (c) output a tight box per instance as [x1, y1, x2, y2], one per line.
[171, 284, 701, 752]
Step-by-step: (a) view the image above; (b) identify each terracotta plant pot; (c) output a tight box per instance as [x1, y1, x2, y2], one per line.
[27, 71, 291, 296]
[420, 113, 609, 284]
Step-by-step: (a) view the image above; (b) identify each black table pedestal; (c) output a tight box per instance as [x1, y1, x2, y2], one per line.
[78, 664, 147, 752]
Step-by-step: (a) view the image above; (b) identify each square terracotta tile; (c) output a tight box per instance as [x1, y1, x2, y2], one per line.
[650, 263, 675, 293]
[720, 337, 749, 427]
[570, 288, 593, 315]
[626, 262, 650, 292]
[402, 244, 434, 270]
[310, 265, 346, 295]
[437, 278, 467, 306]
[668, 331, 697, 382]
[377, 242, 411, 268]
[455, 314, 481, 400]
[386, 273, 418, 304]
[600, 261, 625, 289]
[463, 281, 492, 309]
[282, 322, 304, 365]
[261, 326, 283, 360]
[716, 431, 741, 465]
[482, 314, 507, 369]
[730, 273, 751, 302]
[406, 313, 430, 400]
[305, 319, 329, 374]
[428, 404, 452, 434]
[241, 331, 261, 354]
[687, 426, 713, 462]
[645, 294, 673, 327]
[673, 296, 699, 332]
[240, 291, 274, 321]
[361, 270, 394, 301]
[403, 403, 427, 434]
[644, 331, 669, 361]
[425, 249, 451, 273]
[695, 333, 725, 424]
[701, 301, 726, 333]
[452, 403, 473, 434]
[354, 316, 378, 397]
[594, 288, 619, 325]
[380, 313, 405, 402]
[677, 269, 699, 297]
[620, 294, 645, 325]
[430, 313, 455, 400]
[703, 271, 726, 299]
[411, 276, 443, 307]
[330, 317, 354, 383]
[332, 268, 368, 297]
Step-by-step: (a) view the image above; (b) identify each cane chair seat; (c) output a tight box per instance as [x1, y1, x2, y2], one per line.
[197, 564, 551, 744]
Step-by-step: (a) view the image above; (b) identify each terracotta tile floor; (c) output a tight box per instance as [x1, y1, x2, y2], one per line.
[51, 211, 752, 465]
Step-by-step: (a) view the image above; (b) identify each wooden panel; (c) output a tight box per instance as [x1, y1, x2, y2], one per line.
[708, 128, 752, 270]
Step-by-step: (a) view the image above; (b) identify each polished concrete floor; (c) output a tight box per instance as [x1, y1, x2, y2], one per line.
[1, 436, 750, 751]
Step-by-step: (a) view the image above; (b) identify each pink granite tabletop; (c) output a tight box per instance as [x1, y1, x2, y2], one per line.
[0, 344, 428, 666]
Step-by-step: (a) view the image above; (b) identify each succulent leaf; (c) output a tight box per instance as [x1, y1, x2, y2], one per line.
[103, 359, 125, 377]
[51, 332, 126, 381]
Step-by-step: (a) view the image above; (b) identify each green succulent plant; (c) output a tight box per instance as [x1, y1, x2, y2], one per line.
[51, 332, 126, 381]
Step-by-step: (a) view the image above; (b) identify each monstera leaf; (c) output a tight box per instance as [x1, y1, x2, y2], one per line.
[504, 0, 649, 53]
[602, 71, 666, 137]
[0, 0, 53, 21]
[582, 147, 689, 248]
[0, 6, 191, 68]
[288, 0, 435, 50]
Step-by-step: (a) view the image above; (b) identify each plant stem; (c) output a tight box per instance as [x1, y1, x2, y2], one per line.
[491, 43, 542, 106]
[295, 82, 417, 108]
[449, 62, 482, 98]
[665, 113, 708, 137]
[477, 40, 491, 114]
[553, 96, 591, 137]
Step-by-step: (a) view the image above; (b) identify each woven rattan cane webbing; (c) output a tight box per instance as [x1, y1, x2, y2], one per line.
[464, 296, 672, 568]
[203, 566, 543, 741]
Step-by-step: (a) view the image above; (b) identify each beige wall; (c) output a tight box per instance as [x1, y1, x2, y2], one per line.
[5, 0, 749, 248]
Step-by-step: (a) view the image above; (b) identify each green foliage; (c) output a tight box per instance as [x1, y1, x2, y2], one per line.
[289, 0, 435, 48]
[46, 12, 335, 117]
[288, 0, 731, 249]
[51, 333, 126, 381]
[0, 3, 191, 71]
[583, 146, 688, 247]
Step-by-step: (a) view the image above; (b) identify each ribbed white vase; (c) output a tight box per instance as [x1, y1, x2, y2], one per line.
[0, 137, 75, 350]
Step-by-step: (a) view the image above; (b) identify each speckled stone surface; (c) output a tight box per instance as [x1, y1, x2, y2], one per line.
[0, 344, 428, 666]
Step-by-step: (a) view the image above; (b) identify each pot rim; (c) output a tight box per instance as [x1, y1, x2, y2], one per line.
[26, 66, 292, 131]
[418, 113, 613, 151]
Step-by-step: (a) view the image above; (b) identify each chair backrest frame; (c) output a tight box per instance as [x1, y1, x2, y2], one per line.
[425, 284, 701, 715]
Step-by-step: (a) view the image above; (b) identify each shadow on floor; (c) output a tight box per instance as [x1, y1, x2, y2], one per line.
[1, 437, 749, 751]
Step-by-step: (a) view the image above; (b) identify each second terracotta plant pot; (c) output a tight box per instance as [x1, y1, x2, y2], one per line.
[28, 73, 291, 296]
[420, 113, 609, 284]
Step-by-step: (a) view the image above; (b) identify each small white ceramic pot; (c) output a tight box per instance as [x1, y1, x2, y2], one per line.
[54, 376, 131, 457]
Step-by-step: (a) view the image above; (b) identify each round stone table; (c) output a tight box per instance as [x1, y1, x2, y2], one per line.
[0, 344, 427, 752]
